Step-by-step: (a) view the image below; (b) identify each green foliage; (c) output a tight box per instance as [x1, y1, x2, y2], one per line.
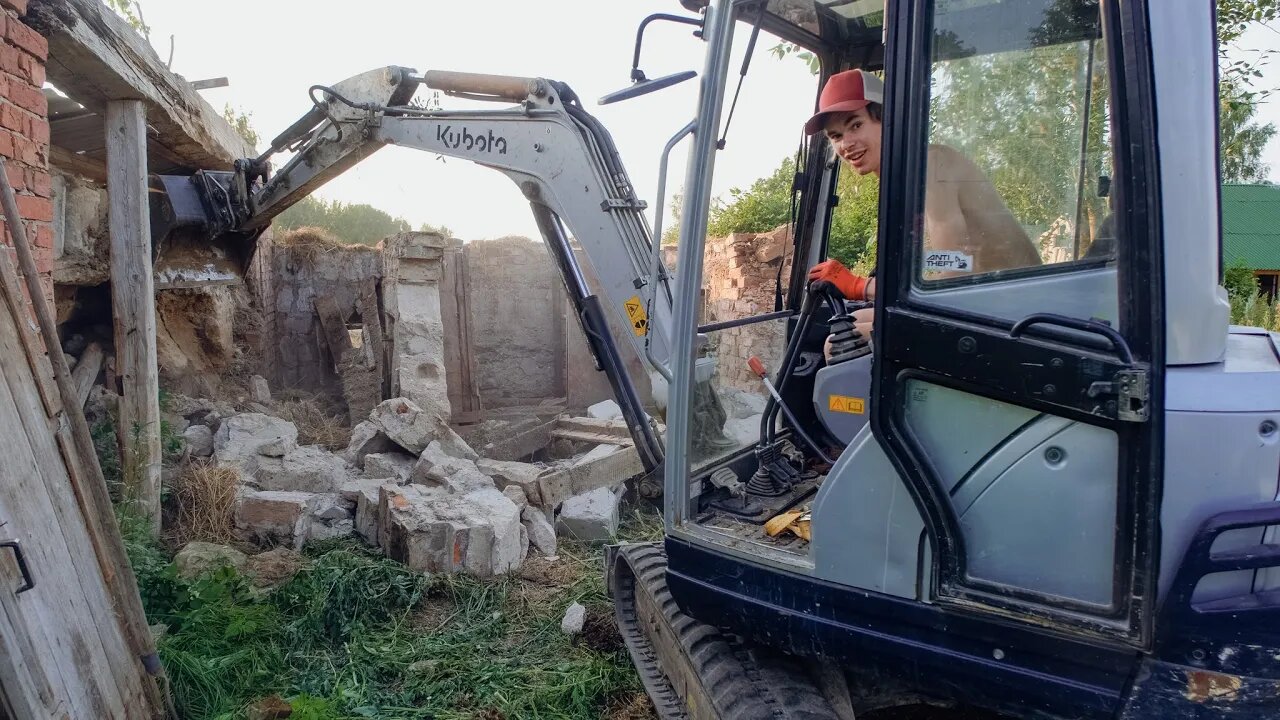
[103, 0, 149, 35]
[1224, 262, 1260, 299]
[275, 196, 416, 247]
[707, 157, 798, 237]
[92, 418, 123, 491]
[120, 507, 659, 720]
[222, 104, 260, 151]
[1224, 261, 1279, 330]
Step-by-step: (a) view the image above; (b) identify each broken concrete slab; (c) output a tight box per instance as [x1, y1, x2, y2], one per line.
[522, 505, 557, 557]
[720, 387, 768, 420]
[183, 424, 214, 457]
[555, 486, 620, 541]
[344, 420, 396, 467]
[245, 446, 351, 493]
[354, 484, 385, 545]
[410, 440, 496, 494]
[250, 375, 272, 405]
[234, 490, 313, 549]
[502, 485, 529, 509]
[378, 484, 523, 576]
[476, 458, 545, 506]
[363, 452, 416, 482]
[215, 413, 299, 467]
[340, 477, 402, 505]
[370, 398, 478, 457]
[383, 232, 452, 418]
[538, 444, 643, 512]
[474, 417, 558, 462]
[174, 542, 247, 579]
[588, 399, 624, 420]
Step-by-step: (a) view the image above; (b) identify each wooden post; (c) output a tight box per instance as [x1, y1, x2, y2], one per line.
[106, 100, 161, 532]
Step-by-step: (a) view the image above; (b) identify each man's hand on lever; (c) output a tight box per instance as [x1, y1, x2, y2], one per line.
[809, 259, 876, 361]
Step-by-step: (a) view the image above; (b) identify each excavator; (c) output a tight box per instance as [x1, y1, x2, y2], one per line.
[148, 0, 1280, 717]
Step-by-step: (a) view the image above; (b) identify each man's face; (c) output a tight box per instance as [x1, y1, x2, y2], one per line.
[823, 108, 881, 176]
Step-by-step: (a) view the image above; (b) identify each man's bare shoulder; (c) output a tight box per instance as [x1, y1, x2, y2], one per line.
[926, 143, 983, 181]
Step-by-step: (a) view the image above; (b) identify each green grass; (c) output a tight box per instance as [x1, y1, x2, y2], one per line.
[119, 502, 663, 720]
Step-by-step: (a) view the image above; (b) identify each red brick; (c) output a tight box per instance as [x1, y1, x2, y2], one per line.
[0, 128, 16, 159]
[30, 221, 49, 249]
[0, 102, 24, 133]
[0, 44, 21, 78]
[7, 20, 43, 61]
[3, 159, 22, 191]
[11, 134, 40, 166]
[26, 168, 47, 197]
[31, 244, 50, 274]
[19, 52, 38, 86]
[15, 194, 49, 222]
[26, 116, 45, 146]
[1, 1, 28, 17]
[7, 79, 42, 115]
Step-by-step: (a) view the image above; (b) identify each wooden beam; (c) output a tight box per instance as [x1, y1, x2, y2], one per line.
[50, 145, 108, 185]
[106, 100, 161, 532]
[70, 342, 104, 409]
[29, 0, 255, 170]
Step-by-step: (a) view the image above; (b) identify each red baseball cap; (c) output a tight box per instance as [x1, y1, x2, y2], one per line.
[803, 69, 884, 135]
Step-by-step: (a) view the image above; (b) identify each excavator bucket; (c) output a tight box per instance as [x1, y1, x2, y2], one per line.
[146, 172, 261, 290]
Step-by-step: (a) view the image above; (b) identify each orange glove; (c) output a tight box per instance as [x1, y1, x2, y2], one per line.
[807, 259, 869, 301]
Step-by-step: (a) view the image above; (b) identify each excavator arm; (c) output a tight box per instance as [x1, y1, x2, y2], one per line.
[150, 66, 681, 472]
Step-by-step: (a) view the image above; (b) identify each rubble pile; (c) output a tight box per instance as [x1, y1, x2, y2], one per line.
[181, 389, 646, 578]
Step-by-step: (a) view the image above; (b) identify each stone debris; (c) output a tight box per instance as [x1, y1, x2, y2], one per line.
[588, 399, 624, 420]
[502, 485, 528, 509]
[249, 375, 272, 404]
[363, 451, 416, 482]
[174, 542, 247, 579]
[379, 484, 523, 576]
[341, 477, 401, 505]
[215, 413, 298, 467]
[234, 490, 312, 549]
[411, 440, 495, 495]
[522, 505, 557, 557]
[345, 420, 396, 467]
[182, 424, 215, 457]
[243, 547, 306, 589]
[476, 457, 545, 506]
[561, 601, 586, 635]
[555, 486, 621, 541]
[246, 446, 350, 493]
[370, 397, 478, 457]
[354, 483, 385, 545]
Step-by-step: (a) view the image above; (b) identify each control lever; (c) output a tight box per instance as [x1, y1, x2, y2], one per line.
[749, 357, 833, 465]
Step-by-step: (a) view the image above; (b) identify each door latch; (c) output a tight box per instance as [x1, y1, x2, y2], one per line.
[1088, 368, 1149, 422]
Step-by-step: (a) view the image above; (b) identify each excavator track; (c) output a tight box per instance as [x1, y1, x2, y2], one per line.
[610, 542, 845, 720]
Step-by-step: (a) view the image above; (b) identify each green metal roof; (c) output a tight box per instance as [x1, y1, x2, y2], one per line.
[1223, 183, 1280, 271]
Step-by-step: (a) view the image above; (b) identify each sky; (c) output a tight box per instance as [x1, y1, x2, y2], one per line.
[129, 2, 1280, 242]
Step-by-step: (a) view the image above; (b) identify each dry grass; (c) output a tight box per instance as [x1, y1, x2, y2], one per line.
[167, 460, 240, 547]
[276, 226, 375, 265]
[271, 392, 350, 450]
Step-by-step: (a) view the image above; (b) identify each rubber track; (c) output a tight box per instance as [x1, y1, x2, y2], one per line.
[612, 542, 842, 720]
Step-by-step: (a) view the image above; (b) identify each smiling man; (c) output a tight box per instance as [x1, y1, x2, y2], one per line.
[803, 69, 1041, 340]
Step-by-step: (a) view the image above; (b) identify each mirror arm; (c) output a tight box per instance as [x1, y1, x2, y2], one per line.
[631, 13, 705, 82]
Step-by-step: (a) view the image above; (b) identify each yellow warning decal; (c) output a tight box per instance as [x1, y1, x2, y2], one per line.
[828, 395, 866, 415]
[624, 295, 648, 337]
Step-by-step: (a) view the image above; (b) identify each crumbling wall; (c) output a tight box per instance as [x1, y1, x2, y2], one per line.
[463, 237, 565, 407]
[0, 0, 52, 303]
[701, 226, 793, 393]
[253, 233, 381, 394]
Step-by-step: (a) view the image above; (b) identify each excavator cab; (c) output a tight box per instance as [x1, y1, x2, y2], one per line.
[607, 0, 1280, 718]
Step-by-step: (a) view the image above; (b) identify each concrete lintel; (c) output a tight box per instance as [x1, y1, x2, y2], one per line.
[30, 0, 255, 170]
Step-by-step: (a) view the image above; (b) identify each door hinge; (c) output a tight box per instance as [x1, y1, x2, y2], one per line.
[1088, 368, 1149, 422]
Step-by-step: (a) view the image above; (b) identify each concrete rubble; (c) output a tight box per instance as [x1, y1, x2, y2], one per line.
[556, 486, 622, 541]
[182, 424, 215, 457]
[214, 413, 299, 467]
[378, 484, 523, 577]
[174, 541, 247, 579]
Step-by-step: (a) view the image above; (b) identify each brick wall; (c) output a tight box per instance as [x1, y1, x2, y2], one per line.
[700, 225, 793, 393]
[0, 0, 50, 304]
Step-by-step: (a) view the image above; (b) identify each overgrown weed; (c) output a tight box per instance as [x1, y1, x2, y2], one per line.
[166, 461, 240, 547]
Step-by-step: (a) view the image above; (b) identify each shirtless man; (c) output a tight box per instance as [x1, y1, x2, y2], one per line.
[801, 69, 1041, 341]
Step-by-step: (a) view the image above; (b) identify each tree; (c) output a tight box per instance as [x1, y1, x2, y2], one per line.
[1220, 81, 1279, 182]
[1217, 0, 1278, 181]
[222, 104, 260, 151]
[103, 0, 148, 36]
[274, 196, 415, 246]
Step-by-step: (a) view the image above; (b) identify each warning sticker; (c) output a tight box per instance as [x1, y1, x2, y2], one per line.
[828, 395, 866, 415]
[924, 250, 974, 273]
[624, 296, 648, 337]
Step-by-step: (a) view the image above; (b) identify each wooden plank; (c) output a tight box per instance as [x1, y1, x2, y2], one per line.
[478, 417, 558, 462]
[538, 445, 644, 511]
[550, 429, 635, 447]
[358, 277, 386, 399]
[29, 0, 255, 169]
[555, 416, 633, 439]
[50, 145, 108, 186]
[313, 294, 352, 368]
[0, 547, 60, 719]
[0, 303, 131, 716]
[71, 342, 104, 409]
[107, 100, 161, 532]
[0, 248, 58, 420]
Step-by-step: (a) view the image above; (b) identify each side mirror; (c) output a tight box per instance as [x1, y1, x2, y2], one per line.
[599, 71, 697, 105]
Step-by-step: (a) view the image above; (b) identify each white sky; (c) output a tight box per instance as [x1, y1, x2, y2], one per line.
[133, 2, 1279, 242]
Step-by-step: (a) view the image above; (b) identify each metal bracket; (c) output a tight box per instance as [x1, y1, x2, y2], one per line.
[1, 540, 34, 594]
[600, 198, 649, 211]
[1088, 368, 1149, 422]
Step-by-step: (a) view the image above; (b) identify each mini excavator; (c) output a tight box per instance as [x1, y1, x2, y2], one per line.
[150, 1, 1280, 717]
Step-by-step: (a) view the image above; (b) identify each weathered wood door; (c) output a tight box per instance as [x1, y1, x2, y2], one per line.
[0, 275, 153, 716]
